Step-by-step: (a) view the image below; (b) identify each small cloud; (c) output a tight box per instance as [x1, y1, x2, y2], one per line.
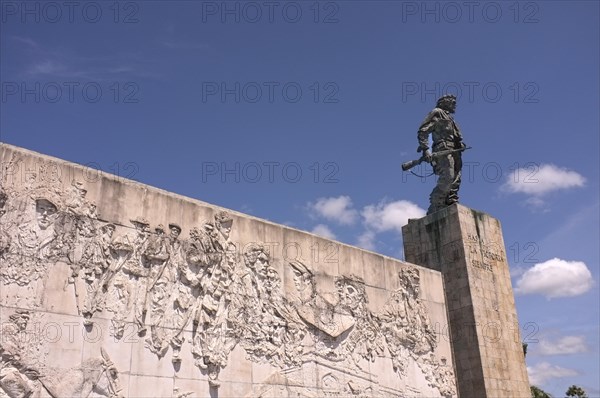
[362, 199, 425, 233]
[357, 230, 376, 251]
[11, 38, 155, 81]
[515, 258, 594, 298]
[502, 164, 585, 196]
[524, 196, 551, 212]
[27, 60, 67, 76]
[159, 40, 209, 50]
[355, 199, 424, 252]
[12, 36, 39, 48]
[527, 362, 579, 385]
[308, 195, 358, 225]
[107, 66, 135, 74]
[311, 224, 336, 240]
[509, 265, 526, 278]
[537, 335, 589, 356]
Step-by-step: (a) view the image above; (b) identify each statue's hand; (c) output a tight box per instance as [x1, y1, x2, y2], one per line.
[422, 150, 432, 163]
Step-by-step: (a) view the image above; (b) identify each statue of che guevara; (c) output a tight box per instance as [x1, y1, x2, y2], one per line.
[408, 94, 469, 215]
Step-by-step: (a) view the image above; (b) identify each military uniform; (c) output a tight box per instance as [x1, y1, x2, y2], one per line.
[417, 97, 466, 214]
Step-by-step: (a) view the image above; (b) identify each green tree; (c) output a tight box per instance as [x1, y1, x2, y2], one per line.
[566, 385, 587, 398]
[531, 385, 552, 398]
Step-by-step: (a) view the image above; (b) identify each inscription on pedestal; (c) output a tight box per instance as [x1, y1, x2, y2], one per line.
[403, 204, 531, 398]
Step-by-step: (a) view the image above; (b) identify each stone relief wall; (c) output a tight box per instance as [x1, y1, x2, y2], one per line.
[0, 144, 457, 398]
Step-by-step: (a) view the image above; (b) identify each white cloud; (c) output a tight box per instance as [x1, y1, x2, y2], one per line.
[362, 199, 425, 233]
[524, 196, 551, 212]
[509, 265, 526, 278]
[308, 196, 358, 225]
[527, 362, 579, 385]
[160, 40, 209, 50]
[515, 258, 594, 298]
[503, 164, 585, 196]
[12, 36, 39, 48]
[311, 224, 336, 240]
[537, 335, 589, 356]
[356, 231, 376, 251]
[28, 60, 67, 75]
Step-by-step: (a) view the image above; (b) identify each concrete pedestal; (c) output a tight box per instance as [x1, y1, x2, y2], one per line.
[402, 204, 530, 398]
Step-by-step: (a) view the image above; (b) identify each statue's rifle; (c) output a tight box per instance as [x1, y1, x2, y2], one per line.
[401, 146, 472, 176]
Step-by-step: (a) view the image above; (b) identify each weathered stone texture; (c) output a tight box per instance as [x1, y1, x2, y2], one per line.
[0, 143, 456, 397]
[403, 204, 530, 398]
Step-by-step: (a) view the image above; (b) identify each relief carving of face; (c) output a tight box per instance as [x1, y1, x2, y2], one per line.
[336, 280, 362, 310]
[292, 268, 303, 291]
[169, 226, 181, 239]
[104, 225, 115, 238]
[10, 312, 30, 331]
[35, 199, 58, 230]
[255, 251, 269, 275]
[216, 220, 232, 240]
[135, 222, 150, 236]
[15, 316, 28, 331]
[412, 275, 421, 297]
[292, 269, 314, 297]
[343, 285, 359, 305]
[244, 248, 259, 269]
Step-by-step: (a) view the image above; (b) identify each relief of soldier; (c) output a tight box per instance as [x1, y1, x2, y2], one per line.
[0, 177, 454, 395]
[0, 310, 124, 398]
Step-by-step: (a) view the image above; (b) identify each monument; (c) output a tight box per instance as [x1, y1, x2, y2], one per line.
[402, 94, 469, 215]
[402, 206, 530, 397]
[401, 95, 530, 397]
[0, 134, 528, 397]
[1, 143, 456, 397]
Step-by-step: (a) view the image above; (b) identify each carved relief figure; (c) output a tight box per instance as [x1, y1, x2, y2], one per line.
[69, 180, 95, 215]
[119, 217, 151, 336]
[0, 195, 63, 308]
[378, 268, 436, 375]
[164, 225, 205, 363]
[191, 212, 237, 387]
[0, 310, 38, 398]
[229, 243, 267, 342]
[230, 246, 306, 368]
[0, 310, 123, 398]
[335, 275, 385, 366]
[146, 223, 184, 358]
[103, 232, 135, 339]
[143, 224, 170, 327]
[0, 173, 457, 395]
[289, 261, 355, 340]
[80, 223, 116, 326]
[289, 260, 316, 305]
[0, 188, 10, 258]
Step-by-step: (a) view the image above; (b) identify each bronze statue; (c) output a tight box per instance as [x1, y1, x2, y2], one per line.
[405, 95, 469, 214]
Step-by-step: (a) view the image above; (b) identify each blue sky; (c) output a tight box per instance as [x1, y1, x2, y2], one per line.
[1, 0, 599, 395]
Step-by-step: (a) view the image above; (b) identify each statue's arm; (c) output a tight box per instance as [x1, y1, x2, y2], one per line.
[416, 109, 441, 152]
